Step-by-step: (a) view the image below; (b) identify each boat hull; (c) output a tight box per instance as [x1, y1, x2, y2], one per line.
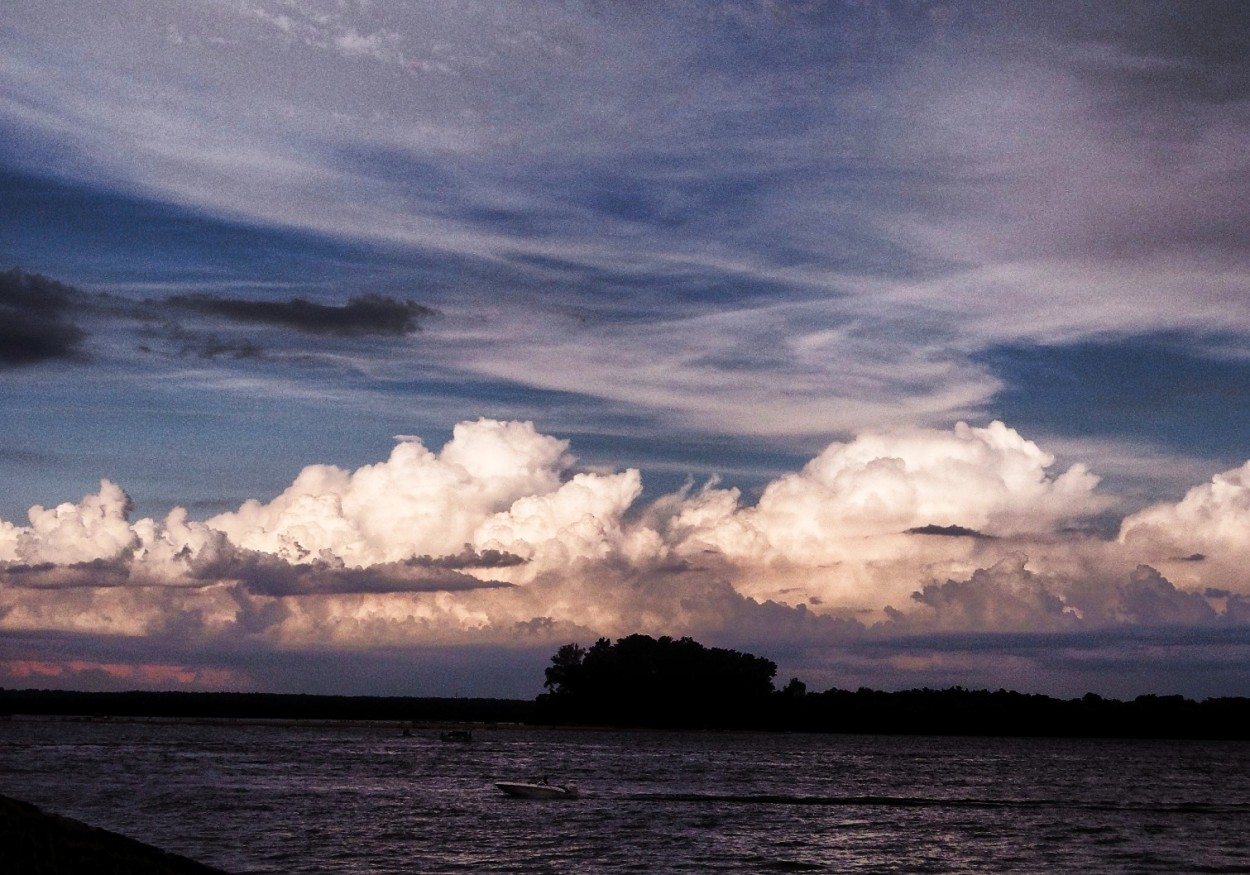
[494, 782, 578, 799]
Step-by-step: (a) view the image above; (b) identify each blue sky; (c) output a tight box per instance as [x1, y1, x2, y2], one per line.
[3, 1, 1250, 700]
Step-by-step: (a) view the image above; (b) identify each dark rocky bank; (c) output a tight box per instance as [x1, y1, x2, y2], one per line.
[0, 793, 228, 875]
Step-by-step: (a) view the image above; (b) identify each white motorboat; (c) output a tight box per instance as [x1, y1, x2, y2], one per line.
[495, 781, 579, 800]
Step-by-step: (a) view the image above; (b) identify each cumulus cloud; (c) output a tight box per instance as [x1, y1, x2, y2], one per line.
[1115, 564, 1220, 627]
[2, 480, 138, 564]
[1120, 461, 1250, 554]
[3, 419, 1106, 595]
[879, 553, 1243, 635]
[0, 418, 1108, 643]
[677, 420, 1106, 547]
[203, 418, 574, 566]
[1118, 461, 1250, 592]
[887, 554, 1080, 634]
[3, 417, 1250, 696]
[660, 421, 1109, 613]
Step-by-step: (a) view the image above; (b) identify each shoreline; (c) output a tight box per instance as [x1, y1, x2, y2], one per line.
[0, 793, 228, 875]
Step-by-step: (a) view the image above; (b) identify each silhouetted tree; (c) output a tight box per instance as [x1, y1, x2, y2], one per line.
[780, 677, 807, 697]
[543, 642, 588, 695]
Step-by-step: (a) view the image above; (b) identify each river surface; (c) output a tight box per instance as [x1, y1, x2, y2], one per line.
[1, 718, 1248, 873]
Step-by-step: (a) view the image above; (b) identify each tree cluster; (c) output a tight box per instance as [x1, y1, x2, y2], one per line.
[538, 634, 778, 728]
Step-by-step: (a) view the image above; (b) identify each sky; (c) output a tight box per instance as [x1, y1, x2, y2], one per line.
[2, 0, 1250, 701]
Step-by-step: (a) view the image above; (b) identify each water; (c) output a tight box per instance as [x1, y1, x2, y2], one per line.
[2, 718, 1248, 873]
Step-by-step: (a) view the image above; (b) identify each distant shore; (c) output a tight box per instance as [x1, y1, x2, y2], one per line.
[0, 793, 228, 875]
[3, 686, 1248, 739]
[0, 688, 536, 726]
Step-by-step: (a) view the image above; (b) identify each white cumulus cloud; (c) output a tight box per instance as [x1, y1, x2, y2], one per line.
[205, 418, 573, 565]
[0, 480, 138, 565]
[2, 417, 1246, 666]
[663, 421, 1109, 614]
[1118, 461, 1250, 593]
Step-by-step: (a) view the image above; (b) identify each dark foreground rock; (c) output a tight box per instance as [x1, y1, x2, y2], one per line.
[0, 794, 229, 875]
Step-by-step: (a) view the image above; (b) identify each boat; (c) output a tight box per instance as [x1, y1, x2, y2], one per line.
[439, 729, 472, 742]
[494, 780, 579, 800]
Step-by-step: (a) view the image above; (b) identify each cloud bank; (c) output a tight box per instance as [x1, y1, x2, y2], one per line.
[3, 418, 1248, 697]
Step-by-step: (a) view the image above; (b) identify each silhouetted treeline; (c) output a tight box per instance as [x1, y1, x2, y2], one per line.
[6, 660, 1250, 739]
[766, 686, 1250, 740]
[534, 635, 1250, 738]
[0, 689, 535, 725]
[537, 634, 779, 728]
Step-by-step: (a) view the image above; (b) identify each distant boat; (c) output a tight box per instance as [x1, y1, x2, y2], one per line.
[495, 780, 579, 800]
[439, 729, 472, 742]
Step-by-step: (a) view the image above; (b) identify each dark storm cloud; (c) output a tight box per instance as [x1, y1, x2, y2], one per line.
[0, 268, 87, 367]
[0, 557, 132, 589]
[905, 524, 992, 539]
[411, 546, 528, 570]
[169, 293, 435, 337]
[188, 543, 514, 597]
[0, 539, 521, 596]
